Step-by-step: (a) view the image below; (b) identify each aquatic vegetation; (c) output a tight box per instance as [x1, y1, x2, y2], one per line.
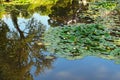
[44, 24, 120, 59]
[91, 1, 117, 10]
[88, 1, 117, 19]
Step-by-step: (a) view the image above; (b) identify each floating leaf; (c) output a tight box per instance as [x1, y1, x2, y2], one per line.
[44, 23, 120, 59]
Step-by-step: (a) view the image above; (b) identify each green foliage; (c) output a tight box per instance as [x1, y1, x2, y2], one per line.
[93, 2, 117, 10]
[87, 1, 118, 28]
[0, 4, 6, 18]
[28, 0, 58, 15]
[12, 0, 30, 4]
[44, 24, 120, 59]
[88, 1, 117, 18]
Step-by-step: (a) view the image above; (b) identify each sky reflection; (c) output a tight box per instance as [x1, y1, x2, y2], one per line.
[2, 13, 49, 32]
[34, 56, 120, 80]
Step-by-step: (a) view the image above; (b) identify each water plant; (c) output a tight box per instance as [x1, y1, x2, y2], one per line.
[44, 24, 120, 59]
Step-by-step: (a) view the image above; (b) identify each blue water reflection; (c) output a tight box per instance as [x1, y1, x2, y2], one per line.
[2, 13, 49, 32]
[33, 56, 120, 80]
[1, 12, 120, 80]
[32, 13, 50, 30]
[1, 1, 120, 80]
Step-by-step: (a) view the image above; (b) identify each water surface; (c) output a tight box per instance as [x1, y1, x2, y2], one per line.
[33, 56, 120, 80]
[0, 0, 120, 80]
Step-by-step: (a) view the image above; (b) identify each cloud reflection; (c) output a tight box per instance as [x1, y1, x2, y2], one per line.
[55, 71, 85, 80]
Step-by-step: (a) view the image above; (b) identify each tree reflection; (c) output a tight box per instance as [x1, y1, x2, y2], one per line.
[48, 0, 94, 27]
[0, 10, 55, 80]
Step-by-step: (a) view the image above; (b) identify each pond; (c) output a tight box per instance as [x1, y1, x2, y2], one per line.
[34, 56, 120, 80]
[0, 0, 120, 80]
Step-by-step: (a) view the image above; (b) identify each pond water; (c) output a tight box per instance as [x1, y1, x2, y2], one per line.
[0, 0, 120, 80]
[32, 56, 120, 80]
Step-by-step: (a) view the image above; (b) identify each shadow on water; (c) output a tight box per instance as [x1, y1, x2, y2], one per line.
[0, 0, 120, 80]
[48, 0, 94, 27]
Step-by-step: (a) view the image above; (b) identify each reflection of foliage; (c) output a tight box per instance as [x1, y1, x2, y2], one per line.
[0, 19, 9, 51]
[0, 4, 6, 18]
[91, 2, 117, 10]
[87, 1, 118, 28]
[0, 4, 33, 19]
[1, 0, 31, 4]
[88, 1, 117, 18]
[12, 5, 32, 18]
[48, 0, 93, 27]
[28, 0, 58, 15]
[44, 24, 120, 60]
[0, 16, 55, 80]
[13, 0, 31, 4]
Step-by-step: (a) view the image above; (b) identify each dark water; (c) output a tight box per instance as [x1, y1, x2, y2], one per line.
[0, 0, 120, 80]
